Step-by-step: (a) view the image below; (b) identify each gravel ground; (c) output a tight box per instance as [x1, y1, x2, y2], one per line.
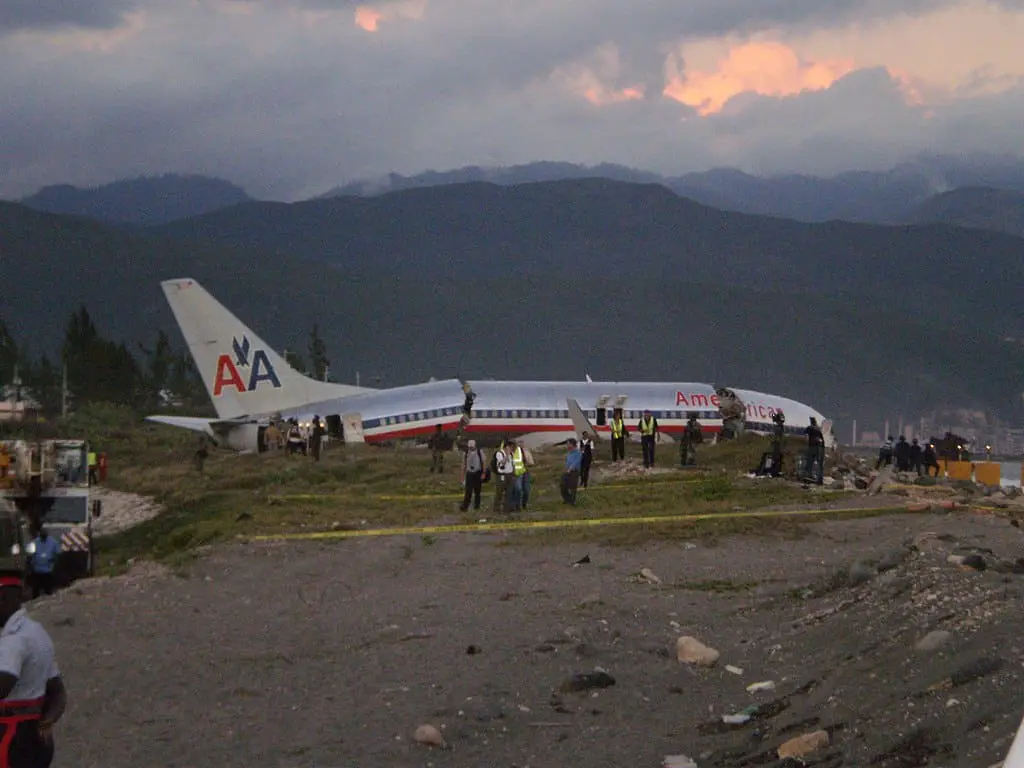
[29, 509, 1024, 768]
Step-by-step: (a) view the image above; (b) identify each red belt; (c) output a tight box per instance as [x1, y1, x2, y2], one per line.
[0, 698, 44, 768]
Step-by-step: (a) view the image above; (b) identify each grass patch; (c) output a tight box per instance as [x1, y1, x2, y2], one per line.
[6, 406, 872, 571]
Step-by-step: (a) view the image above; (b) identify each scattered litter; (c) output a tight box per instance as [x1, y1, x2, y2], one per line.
[574, 555, 591, 567]
[663, 756, 698, 768]
[746, 681, 776, 693]
[722, 713, 751, 725]
[725, 665, 744, 676]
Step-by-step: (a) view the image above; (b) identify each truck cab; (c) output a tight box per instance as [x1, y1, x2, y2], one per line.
[0, 439, 100, 586]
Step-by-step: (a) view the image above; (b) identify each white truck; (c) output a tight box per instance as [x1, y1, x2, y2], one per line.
[0, 439, 102, 583]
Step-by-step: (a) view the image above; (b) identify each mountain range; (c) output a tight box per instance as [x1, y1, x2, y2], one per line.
[9, 154, 1024, 236]
[2, 174, 1023, 435]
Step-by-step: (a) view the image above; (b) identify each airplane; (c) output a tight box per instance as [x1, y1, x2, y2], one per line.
[146, 278, 835, 452]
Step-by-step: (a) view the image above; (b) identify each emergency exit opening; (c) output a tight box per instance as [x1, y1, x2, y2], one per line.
[326, 415, 343, 438]
[596, 407, 607, 426]
[257, 426, 268, 453]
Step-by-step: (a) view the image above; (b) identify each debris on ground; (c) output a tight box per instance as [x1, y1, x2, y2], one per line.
[90, 487, 163, 536]
[676, 636, 720, 667]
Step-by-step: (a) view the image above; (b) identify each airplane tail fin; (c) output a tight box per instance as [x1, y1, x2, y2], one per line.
[161, 278, 374, 420]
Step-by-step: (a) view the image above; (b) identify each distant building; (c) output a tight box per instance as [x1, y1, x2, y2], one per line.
[0, 385, 40, 422]
[860, 431, 882, 446]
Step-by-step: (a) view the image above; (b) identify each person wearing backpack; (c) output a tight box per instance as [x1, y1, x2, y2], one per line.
[460, 440, 486, 512]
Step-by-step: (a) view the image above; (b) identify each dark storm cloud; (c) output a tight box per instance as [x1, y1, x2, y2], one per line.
[0, 0, 139, 33]
[0, 0, 1021, 200]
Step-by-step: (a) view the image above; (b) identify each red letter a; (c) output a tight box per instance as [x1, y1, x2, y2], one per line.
[213, 355, 246, 396]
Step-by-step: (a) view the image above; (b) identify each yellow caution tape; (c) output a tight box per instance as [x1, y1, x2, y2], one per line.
[269, 475, 718, 503]
[246, 504, 915, 542]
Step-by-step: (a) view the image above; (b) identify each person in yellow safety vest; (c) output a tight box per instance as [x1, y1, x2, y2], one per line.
[510, 442, 534, 512]
[638, 409, 659, 469]
[87, 450, 98, 485]
[610, 409, 628, 462]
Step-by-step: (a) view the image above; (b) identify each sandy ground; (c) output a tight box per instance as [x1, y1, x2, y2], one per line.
[29, 508, 1024, 768]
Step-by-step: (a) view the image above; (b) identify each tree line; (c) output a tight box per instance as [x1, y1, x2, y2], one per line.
[0, 308, 331, 416]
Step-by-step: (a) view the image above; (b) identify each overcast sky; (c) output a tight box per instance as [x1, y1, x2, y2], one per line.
[2, 0, 1022, 200]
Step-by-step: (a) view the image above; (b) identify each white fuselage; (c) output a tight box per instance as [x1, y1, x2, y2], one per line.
[270, 379, 828, 447]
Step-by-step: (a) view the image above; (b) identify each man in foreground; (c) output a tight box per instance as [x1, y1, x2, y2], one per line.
[0, 568, 67, 767]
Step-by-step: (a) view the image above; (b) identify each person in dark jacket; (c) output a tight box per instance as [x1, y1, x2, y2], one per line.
[876, 436, 893, 469]
[923, 443, 941, 477]
[909, 439, 923, 476]
[579, 432, 594, 488]
[894, 436, 911, 472]
[804, 417, 824, 484]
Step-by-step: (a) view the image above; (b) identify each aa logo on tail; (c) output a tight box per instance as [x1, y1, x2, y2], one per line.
[213, 336, 282, 396]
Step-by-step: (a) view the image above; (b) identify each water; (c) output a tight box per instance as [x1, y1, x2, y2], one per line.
[1001, 461, 1022, 488]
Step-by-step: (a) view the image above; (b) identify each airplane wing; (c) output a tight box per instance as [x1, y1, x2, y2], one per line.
[567, 398, 600, 441]
[145, 415, 251, 435]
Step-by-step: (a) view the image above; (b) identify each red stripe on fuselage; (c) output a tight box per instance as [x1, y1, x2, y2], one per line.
[361, 421, 728, 442]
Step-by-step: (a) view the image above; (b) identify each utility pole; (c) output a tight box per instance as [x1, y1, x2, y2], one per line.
[323, 365, 329, 383]
[356, 371, 360, 387]
[61, 364, 69, 419]
[852, 419, 857, 447]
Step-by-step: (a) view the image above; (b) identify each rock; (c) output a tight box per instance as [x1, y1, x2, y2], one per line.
[635, 567, 662, 584]
[877, 547, 912, 572]
[413, 724, 446, 748]
[951, 656, 1003, 686]
[778, 730, 830, 759]
[915, 630, 952, 653]
[847, 561, 874, 586]
[960, 554, 988, 571]
[559, 670, 616, 693]
[676, 636, 720, 667]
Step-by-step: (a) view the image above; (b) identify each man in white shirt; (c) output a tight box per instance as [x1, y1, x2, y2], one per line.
[0, 568, 66, 767]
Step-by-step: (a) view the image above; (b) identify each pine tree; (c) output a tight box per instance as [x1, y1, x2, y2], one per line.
[308, 324, 330, 381]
